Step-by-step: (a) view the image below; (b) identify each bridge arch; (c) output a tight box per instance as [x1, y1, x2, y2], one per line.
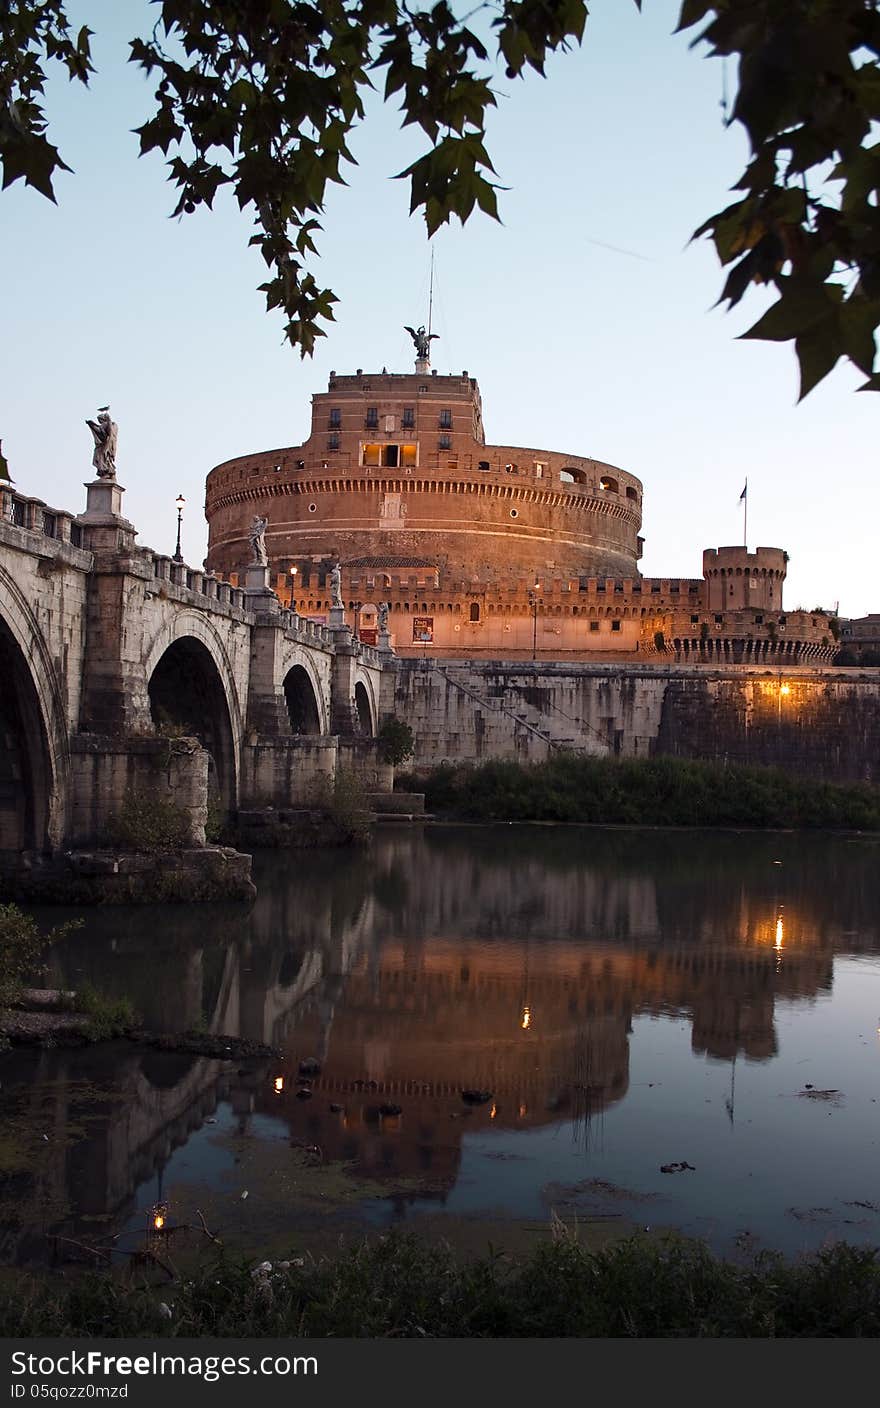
[0, 567, 67, 852]
[144, 614, 243, 812]
[283, 663, 324, 735]
[353, 670, 377, 736]
[278, 645, 329, 735]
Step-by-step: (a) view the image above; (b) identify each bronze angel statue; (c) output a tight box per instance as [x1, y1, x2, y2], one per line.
[404, 324, 439, 361]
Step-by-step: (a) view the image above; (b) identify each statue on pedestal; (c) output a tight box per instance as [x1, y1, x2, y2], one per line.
[329, 562, 343, 609]
[85, 406, 118, 479]
[249, 514, 269, 566]
[377, 601, 390, 633]
[404, 324, 439, 361]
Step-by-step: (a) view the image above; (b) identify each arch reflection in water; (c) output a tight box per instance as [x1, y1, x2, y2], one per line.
[2, 824, 878, 1264]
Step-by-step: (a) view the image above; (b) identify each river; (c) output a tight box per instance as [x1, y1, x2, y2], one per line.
[3, 824, 880, 1269]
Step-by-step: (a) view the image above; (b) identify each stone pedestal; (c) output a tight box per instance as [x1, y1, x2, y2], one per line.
[328, 605, 347, 629]
[82, 478, 126, 521]
[245, 562, 270, 592]
[244, 562, 279, 615]
[377, 628, 393, 655]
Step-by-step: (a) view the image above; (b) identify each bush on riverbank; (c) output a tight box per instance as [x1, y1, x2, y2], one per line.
[404, 755, 880, 830]
[3, 1234, 880, 1337]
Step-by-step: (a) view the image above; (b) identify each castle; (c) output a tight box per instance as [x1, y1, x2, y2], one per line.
[205, 349, 835, 665]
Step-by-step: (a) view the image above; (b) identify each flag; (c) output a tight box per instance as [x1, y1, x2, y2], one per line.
[739, 480, 747, 502]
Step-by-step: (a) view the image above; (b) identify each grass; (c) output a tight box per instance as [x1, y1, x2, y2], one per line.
[68, 985, 137, 1040]
[2, 1233, 880, 1337]
[406, 755, 880, 830]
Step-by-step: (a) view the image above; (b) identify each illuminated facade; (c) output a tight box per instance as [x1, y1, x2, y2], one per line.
[205, 359, 835, 663]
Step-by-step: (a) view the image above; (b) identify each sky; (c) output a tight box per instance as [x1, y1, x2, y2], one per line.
[2, 0, 876, 616]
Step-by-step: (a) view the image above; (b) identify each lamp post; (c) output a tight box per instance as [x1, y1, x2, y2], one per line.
[288, 563, 297, 608]
[174, 494, 185, 562]
[528, 583, 540, 660]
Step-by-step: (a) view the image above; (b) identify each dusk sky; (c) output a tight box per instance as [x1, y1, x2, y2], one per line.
[2, 0, 876, 616]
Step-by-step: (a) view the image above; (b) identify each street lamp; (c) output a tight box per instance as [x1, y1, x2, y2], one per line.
[528, 583, 540, 660]
[288, 563, 297, 607]
[174, 494, 185, 562]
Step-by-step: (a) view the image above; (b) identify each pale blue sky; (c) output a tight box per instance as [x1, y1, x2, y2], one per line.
[2, 0, 876, 615]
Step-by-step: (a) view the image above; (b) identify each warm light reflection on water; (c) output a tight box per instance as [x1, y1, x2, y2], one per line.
[4, 825, 880, 1265]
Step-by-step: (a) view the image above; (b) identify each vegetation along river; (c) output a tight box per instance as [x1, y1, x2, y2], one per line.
[3, 824, 880, 1272]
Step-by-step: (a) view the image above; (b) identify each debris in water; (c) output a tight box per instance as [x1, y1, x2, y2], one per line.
[660, 1161, 696, 1174]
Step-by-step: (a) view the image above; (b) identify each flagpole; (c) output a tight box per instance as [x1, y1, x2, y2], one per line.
[743, 477, 748, 548]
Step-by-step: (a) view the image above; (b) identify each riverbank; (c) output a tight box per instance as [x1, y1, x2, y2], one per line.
[2, 1230, 878, 1336]
[401, 755, 880, 829]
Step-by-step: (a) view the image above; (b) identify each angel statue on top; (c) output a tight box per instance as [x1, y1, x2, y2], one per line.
[404, 324, 439, 361]
[85, 406, 118, 479]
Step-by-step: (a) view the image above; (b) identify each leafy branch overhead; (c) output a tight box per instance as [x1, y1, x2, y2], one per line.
[1, 0, 878, 394]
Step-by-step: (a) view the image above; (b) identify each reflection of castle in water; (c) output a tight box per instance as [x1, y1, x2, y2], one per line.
[3, 827, 874, 1261]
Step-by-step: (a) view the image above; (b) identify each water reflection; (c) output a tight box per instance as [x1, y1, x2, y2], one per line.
[4, 826, 880, 1264]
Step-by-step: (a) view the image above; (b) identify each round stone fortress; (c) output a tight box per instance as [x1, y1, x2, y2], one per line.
[205, 366, 643, 583]
[204, 355, 834, 664]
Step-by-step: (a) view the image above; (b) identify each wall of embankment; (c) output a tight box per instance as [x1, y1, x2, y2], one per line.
[393, 661, 880, 784]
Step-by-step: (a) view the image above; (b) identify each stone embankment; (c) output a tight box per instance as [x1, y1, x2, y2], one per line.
[1, 847, 256, 905]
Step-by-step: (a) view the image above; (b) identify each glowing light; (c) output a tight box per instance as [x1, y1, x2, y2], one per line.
[775, 916, 784, 949]
[489, 1104, 497, 1120]
[780, 683, 791, 696]
[273, 1076, 284, 1093]
[518, 1103, 527, 1119]
[152, 1207, 167, 1232]
[521, 1006, 531, 1031]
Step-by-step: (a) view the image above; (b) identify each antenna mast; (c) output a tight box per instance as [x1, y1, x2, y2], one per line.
[427, 248, 435, 340]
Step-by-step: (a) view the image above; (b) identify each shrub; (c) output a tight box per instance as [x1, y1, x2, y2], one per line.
[0, 905, 81, 1008]
[103, 790, 191, 853]
[70, 985, 137, 1040]
[0, 905, 46, 1007]
[377, 715, 414, 766]
[416, 756, 880, 831]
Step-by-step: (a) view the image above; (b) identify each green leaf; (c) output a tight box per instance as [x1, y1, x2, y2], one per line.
[740, 282, 843, 343]
[795, 318, 844, 401]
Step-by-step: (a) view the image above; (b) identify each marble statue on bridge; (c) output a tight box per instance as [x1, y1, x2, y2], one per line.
[85, 406, 118, 479]
[329, 562, 343, 609]
[249, 514, 269, 566]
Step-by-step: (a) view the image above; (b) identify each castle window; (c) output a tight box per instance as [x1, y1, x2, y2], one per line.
[439, 434, 451, 451]
[690, 614, 699, 624]
[402, 407, 415, 428]
[714, 614, 723, 624]
[755, 614, 764, 624]
[626, 486, 638, 501]
[469, 602, 480, 622]
[599, 476, 619, 493]
[361, 443, 381, 466]
[611, 620, 621, 632]
[385, 444, 399, 468]
[534, 461, 546, 478]
[365, 407, 379, 428]
[478, 460, 490, 471]
[328, 434, 340, 451]
[590, 620, 600, 632]
[439, 409, 452, 429]
[400, 443, 417, 467]
[329, 408, 341, 428]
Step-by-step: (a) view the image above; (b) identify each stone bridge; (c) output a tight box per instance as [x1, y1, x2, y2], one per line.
[0, 476, 395, 862]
